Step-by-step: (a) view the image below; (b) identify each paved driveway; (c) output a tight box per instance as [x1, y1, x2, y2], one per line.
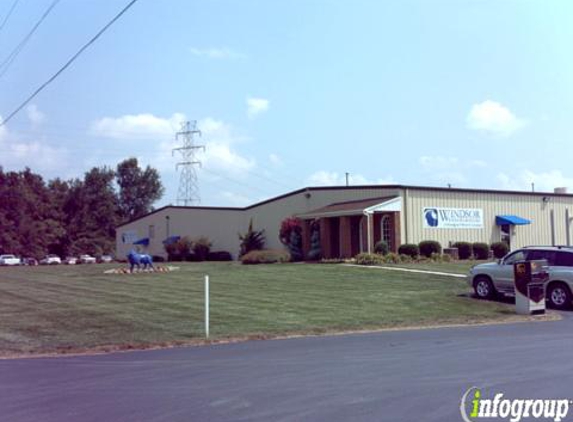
[2, 314, 573, 422]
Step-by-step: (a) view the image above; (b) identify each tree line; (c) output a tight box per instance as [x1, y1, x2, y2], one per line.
[0, 158, 164, 258]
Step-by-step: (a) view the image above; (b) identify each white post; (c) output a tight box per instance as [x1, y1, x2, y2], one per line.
[364, 212, 372, 254]
[205, 275, 209, 338]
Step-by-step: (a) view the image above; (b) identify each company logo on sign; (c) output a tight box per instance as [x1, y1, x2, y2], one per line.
[460, 386, 570, 422]
[423, 207, 483, 229]
[424, 208, 439, 227]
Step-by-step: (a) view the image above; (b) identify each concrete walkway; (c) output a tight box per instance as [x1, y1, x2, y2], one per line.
[342, 263, 467, 278]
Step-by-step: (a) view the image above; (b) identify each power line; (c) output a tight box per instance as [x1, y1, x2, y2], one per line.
[0, 0, 20, 35]
[0, 0, 141, 127]
[0, 0, 60, 78]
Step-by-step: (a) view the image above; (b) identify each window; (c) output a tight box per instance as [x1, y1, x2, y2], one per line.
[381, 215, 391, 248]
[555, 252, 573, 267]
[148, 225, 155, 239]
[503, 250, 527, 265]
[527, 250, 556, 265]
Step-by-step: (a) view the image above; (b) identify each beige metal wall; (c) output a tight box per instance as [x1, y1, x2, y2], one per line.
[115, 187, 401, 258]
[116, 207, 244, 259]
[402, 188, 573, 250]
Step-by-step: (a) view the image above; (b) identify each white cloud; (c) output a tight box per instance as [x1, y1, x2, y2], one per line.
[307, 171, 394, 186]
[497, 170, 573, 192]
[26, 104, 45, 126]
[0, 117, 68, 173]
[90, 112, 186, 140]
[466, 100, 526, 137]
[246, 97, 269, 119]
[189, 47, 246, 60]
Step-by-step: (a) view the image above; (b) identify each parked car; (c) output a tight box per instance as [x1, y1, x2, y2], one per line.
[79, 254, 97, 264]
[40, 254, 62, 265]
[0, 254, 21, 266]
[63, 256, 77, 265]
[22, 257, 38, 266]
[98, 255, 113, 263]
[468, 246, 573, 310]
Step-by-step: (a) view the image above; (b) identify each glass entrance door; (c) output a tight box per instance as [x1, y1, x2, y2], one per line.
[500, 224, 511, 249]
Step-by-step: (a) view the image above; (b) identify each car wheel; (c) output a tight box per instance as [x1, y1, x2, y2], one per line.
[547, 283, 572, 310]
[474, 276, 496, 300]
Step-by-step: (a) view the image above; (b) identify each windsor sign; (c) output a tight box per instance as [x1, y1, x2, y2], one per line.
[423, 207, 484, 229]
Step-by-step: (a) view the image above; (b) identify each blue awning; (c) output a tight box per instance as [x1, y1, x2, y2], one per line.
[496, 215, 531, 226]
[133, 237, 150, 246]
[162, 236, 180, 245]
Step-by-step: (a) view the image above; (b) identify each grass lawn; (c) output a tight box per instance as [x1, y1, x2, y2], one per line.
[0, 262, 519, 356]
[383, 260, 492, 274]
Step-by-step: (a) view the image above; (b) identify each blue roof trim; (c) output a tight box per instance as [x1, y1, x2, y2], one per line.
[133, 237, 150, 245]
[496, 215, 531, 226]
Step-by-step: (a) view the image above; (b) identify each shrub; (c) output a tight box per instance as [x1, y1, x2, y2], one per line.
[441, 253, 452, 262]
[491, 242, 509, 259]
[430, 252, 443, 262]
[279, 217, 301, 244]
[398, 254, 413, 264]
[241, 250, 290, 265]
[279, 217, 303, 262]
[398, 243, 419, 258]
[452, 242, 473, 260]
[239, 219, 265, 256]
[472, 242, 489, 260]
[185, 253, 201, 262]
[419, 240, 442, 258]
[355, 253, 385, 265]
[384, 252, 402, 264]
[288, 230, 304, 262]
[192, 236, 212, 261]
[165, 236, 192, 261]
[207, 251, 233, 261]
[374, 241, 389, 255]
[307, 220, 321, 260]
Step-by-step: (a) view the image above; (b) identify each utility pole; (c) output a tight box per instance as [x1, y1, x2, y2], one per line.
[172, 121, 205, 206]
[345, 172, 349, 187]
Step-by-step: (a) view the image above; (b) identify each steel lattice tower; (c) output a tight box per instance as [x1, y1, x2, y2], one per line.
[172, 121, 205, 206]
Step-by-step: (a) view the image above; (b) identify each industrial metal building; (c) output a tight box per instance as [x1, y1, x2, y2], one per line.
[116, 185, 573, 260]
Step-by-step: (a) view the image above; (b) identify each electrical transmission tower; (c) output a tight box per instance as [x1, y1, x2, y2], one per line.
[172, 120, 205, 206]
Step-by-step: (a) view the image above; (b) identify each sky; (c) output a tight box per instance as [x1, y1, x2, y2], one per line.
[1, 0, 573, 207]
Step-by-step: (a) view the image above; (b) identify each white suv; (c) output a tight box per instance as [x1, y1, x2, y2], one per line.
[468, 246, 573, 310]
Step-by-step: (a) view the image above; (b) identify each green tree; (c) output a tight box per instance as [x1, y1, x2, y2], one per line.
[116, 157, 164, 222]
[66, 167, 119, 255]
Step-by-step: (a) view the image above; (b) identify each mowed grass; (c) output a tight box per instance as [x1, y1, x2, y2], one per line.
[0, 262, 514, 355]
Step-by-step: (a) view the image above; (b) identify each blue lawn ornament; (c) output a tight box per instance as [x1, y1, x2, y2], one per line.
[127, 250, 154, 273]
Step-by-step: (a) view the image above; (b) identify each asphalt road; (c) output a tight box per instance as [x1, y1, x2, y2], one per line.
[2, 315, 573, 422]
